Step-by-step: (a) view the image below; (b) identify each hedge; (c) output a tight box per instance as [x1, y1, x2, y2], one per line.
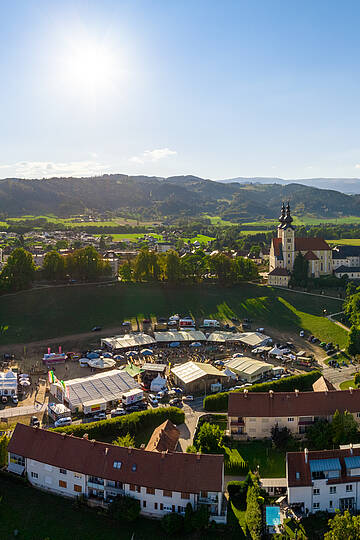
[51, 407, 185, 440]
[203, 371, 322, 412]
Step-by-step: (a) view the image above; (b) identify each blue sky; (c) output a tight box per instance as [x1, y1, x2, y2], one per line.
[1, 0, 360, 180]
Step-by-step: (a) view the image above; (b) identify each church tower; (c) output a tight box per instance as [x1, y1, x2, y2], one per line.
[278, 203, 285, 238]
[280, 202, 295, 270]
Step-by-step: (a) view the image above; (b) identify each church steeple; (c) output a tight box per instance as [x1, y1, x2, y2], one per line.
[282, 201, 294, 229]
[278, 203, 285, 225]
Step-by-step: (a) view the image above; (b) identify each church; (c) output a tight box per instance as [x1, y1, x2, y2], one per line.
[268, 203, 332, 287]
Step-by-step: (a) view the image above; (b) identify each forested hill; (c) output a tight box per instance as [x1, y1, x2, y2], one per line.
[1, 174, 360, 220]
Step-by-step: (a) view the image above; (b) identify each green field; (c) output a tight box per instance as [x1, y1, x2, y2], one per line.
[244, 215, 360, 226]
[0, 283, 346, 345]
[0, 474, 163, 540]
[95, 233, 163, 242]
[5, 215, 160, 228]
[327, 238, 360, 246]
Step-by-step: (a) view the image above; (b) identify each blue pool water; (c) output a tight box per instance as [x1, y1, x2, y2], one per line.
[266, 506, 281, 526]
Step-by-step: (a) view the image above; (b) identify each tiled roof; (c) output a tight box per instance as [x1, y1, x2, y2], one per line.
[272, 238, 283, 258]
[333, 245, 360, 257]
[334, 266, 360, 273]
[8, 424, 223, 493]
[287, 447, 360, 487]
[268, 268, 290, 276]
[304, 251, 319, 261]
[228, 388, 360, 418]
[294, 238, 331, 251]
[145, 420, 180, 453]
[312, 376, 336, 392]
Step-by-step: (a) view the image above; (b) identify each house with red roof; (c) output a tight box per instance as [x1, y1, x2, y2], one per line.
[268, 203, 332, 286]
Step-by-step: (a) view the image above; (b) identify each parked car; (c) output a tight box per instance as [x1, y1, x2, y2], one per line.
[30, 416, 40, 427]
[12, 395, 18, 404]
[169, 397, 182, 406]
[182, 395, 194, 401]
[1, 396, 8, 404]
[91, 411, 107, 421]
[156, 391, 166, 400]
[91, 326, 102, 332]
[110, 408, 127, 417]
[148, 394, 159, 407]
[54, 417, 72, 428]
[299, 330, 305, 337]
[122, 321, 131, 327]
[127, 402, 147, 412]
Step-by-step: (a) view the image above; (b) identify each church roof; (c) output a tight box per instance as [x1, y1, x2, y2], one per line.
[272, 238, 283, 259]
[268, 267, 290, 276]
[304, 250, 319, 261]
[334, 266, 360, 274]
[294, 238, 331, 251]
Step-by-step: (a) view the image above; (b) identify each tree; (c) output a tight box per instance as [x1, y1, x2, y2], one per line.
[99, 235, 107, 250]
[271, 424, 292, 450]
[43, 251, 66, 280]
[161, 512, 184, 534]
[306, 419, 333, 450]
[245, 484, 263, 540]
[354, 372, 360, 388]
[0, 247, 36, 291]
[112, 434, 135, 447]
[66, 246, 111, 281]
[109, 495, 140, 522]
[195, 422, 223, 454]
[118, 261, 133, 282]
[347, 326, 360, 359]
[291, 252, 309, 286]
[324, 510, 360, 540]
[331, 410, 358, 446]
[0, 433, 10, 466]
[191, 505, 209, 531]
[164, 250, 182, 282]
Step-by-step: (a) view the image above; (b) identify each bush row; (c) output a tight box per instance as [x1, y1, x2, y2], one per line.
[203, 371, 322, 412]
[51, 407, 185, 440]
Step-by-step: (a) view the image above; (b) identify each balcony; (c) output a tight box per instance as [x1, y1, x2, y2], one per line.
[88, 479, 105, 489]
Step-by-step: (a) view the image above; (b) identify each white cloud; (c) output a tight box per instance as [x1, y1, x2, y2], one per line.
[0, 160, 109, 178]
[129, 147, 177, 164]
[355, 164, 360, 169]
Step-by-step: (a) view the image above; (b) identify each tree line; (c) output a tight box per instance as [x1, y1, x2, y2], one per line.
[118, 249, 259, 283]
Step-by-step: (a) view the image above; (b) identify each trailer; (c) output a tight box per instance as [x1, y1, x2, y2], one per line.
[122, 388, 144, 407]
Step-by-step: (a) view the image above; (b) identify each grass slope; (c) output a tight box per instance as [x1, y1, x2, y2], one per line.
[0, 283, 346, 345]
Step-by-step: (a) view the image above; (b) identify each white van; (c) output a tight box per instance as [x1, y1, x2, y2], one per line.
[203, 319, 220, 328]
[54, 416, 72, 428]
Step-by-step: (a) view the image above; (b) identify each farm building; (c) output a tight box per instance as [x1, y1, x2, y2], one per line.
[225, 357, 273, 383]
[154, 330, 206, 343]
[101, 333, 155, 351]
[171, 361, 227, 393]
[50, 369, 140, 413]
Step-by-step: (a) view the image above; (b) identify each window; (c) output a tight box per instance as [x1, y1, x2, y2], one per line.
[160, 503, 163, 511]
[357, 413, 360, 418]
[346, 485, 353, 492]
[9, 453, 25, 466]
[146, 487, 155, 495]
[59, 480, 67, 488]
[59, 468, 67, 475]
[143, 501, 146, 508]
[74, 473, 82, 478]
[330, 486, 336, 494]
[296, 472, 300, 480]
[74, 485, 82, 493]
[132, 464, 137, 472]
[313, 502, 320, 509]
[313, 488, 320, 495]
[201, 491, 208, 498]
[113, 461, 122, 469]
[288, 418, 294, 422]
[154, 503, 158, 510]
[163, 490, 172, 497]
[31, 472, 38, 479]
[181, 493, 190, 500]
[329, 500, 333, 508]
[130, 484, 135, 491]
[172, 505, 175, 512]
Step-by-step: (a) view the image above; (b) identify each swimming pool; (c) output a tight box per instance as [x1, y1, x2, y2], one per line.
[266, 506, 281, 527]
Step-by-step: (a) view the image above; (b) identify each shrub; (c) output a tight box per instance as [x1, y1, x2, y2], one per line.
[108, 495, 140, 522]
[161, 512, 184, 534]
[203, 371, 322, 412]
[51, 407, 185, 440]
[245, 484, 263, 540]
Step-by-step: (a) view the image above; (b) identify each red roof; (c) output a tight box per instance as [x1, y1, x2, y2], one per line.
[8, 424, 223, 493]
[304, 251, 319, 261]
[228, 388, 360, 418]
[145, 420, 180, 453]
[287, 447, 360, 487]
[268, 268, 290, 276]
[295, 238, 331, 251]
[272, 238, 282, 257]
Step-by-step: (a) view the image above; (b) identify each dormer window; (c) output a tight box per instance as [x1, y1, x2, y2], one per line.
[132, 464, 137, 472]
[113, 461, 122, 469]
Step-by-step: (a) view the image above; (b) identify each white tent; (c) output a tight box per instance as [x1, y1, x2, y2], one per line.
[150, 374, 167, 392]
[224, 368, 237, 379]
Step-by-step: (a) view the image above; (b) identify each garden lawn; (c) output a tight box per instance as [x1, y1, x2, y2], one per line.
[340, 377, 357, 390]
[227, 440, 286, 478]
[0, 474, 163, 540]
[0, 282, 345, 344]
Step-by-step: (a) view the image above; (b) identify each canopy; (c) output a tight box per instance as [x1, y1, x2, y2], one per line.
[150, 374, 167, 392]
[88, 357, 116, 370]
[224, 367, 237, 379]
[87, 352, 99, 359]
[232, 353, 244, 358]
[189, 342, 202, 347]
[170, 342, 180, 348]
[103, 352, 113, 358]
[141, 349, 154, 355]
[126, 350, 139, 357]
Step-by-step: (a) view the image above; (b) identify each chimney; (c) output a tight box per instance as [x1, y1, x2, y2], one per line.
[350, 443, 354, 455]
[128, 447, 132, 454]
[269, 390, 274, 398]
[295, 389, 299, 397]
[161, 451, 166, 459]
[104, 447, 109, 455]
[83, 433, 89, 439]
[304, 448, 308, 464]
[196, 453, 201, 461]
[244, 389, 248, 398]
[349, 387, 353, 394]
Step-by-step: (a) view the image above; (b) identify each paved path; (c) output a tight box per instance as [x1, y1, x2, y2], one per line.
[322, 365, 357, 389]
[327, 311, 350, 332]
[0, 401, 46, 419]
[178, 403, 204, 451]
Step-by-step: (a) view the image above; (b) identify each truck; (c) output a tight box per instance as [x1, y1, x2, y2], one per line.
[203, 319, 220, 328]
[122, 388, 144, 407]
[179, 317, 195, 328]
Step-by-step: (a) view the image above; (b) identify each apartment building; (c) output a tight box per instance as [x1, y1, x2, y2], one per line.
[287, 446, 360, 514]
[8, 424, 226, 523]
[228, 388, 360, 439]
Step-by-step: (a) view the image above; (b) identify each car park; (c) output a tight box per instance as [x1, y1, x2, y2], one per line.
[54, 417, 72, 428]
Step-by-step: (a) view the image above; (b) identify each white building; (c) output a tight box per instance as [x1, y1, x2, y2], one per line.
[0, 370, 17, 397]
[287, 446, 360, 514]
[224, 357, 273, 383]
[228, 388, 360, 439]
[8, 424, 226, 523]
